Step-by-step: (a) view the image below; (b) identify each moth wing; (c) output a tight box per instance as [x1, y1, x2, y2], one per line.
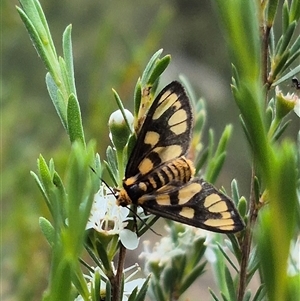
[139, 178, 244, 233]
[125, 81, 193, 178]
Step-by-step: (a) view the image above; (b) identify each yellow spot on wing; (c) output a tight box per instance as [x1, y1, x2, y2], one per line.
[138, 158, 154, 175]
[168, 109, 188, 134]
[155, 194, 171, 205]
[204, 194, 222, 207]
[179, 207, 195, 218]
[124, 175, 138, 186]
[204, 218, 235, 230]
[144, 131, 160, 147]
[170, 123, 187, 135]
[154, 145, 183, 162]
[153, 92, 178, 120]
[177, 182, 202, 204]
[209, 201, 228, 213]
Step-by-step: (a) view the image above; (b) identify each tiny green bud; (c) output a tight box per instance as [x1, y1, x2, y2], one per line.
[275, 86, 299, 119]
[108, 109, 133, 151]
[238, 196, 247, 218]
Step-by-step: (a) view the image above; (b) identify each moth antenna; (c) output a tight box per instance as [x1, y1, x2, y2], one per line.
[89, 166, 117, 196]
[126, 206, 161, 236]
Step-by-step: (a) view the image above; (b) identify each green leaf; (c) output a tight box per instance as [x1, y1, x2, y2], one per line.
[252, 284, 266, 301]
[147, 55, 171, 85]
[277, 21, 296, 56]
[224, 265, 237, 301]
[133, 78, 142, 117]
[179, 262, 206, 295]
[134, 276, 150, 301]
[290, 0, 300, 21]
[266, 0, 279, 26]
[282, 0, 290, 33]
[231, 179, 240, 205]
[39, 217, 55, 246]
[216, 242, 238, 273]
[105, 146, 119, 186]
[140, 49, 163, 86]
[46, 73, 68, 130]
[242, 290, 251, 301]
[62, 25, 76, 96]
[238, 196, 247, 218]
[67, 93, 85, 146]
[209, 288, 221, 301]
[16, 6, 53, 75]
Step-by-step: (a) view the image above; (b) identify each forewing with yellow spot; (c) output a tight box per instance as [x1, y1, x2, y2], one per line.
[125, 82, 193, 180]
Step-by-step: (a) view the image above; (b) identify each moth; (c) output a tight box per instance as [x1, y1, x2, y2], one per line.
[117, 81, 244, 233]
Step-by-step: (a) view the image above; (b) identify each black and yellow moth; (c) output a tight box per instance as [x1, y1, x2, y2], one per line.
[117, 81, 244, 233]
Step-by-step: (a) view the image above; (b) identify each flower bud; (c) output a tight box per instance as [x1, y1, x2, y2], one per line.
[275, 86, 299, 119]
[108, 109, 134, 151]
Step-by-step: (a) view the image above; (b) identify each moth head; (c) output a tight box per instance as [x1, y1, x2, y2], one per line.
[116, 189, 132, 207]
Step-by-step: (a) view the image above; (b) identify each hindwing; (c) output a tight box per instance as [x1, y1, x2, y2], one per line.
[137, 178, 244, 233]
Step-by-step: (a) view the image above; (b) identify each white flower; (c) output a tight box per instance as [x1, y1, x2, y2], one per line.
[87, 183, 139, 250]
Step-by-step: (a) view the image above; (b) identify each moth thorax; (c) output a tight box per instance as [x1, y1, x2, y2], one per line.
[116, 189, 132, 207]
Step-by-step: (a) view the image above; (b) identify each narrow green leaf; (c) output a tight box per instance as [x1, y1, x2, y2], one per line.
[272, 51, 290, 81]
[39, 217, 55, 246]
[272, 64, 300, 86]
[216, 242, 238, 273]
[224, 266, 237, 301]
[140, 49, 163, 86]
[242, 290, 251, 301]
[209, 288, 221, 301]
[17, 7, 53, 73]
[67, 93, 85, 146]
[62, 25, 76, 96]
[179, 262, 206, 295]
[105, 146, 119, 186]
[231, 179, 240, 206]
[290, 0, 300, 21]
[127, 287, 138, 301]
[46, 73, 68, 130]
[252, 285, 266, 301]
[30, 170, 50, 208]
[135, 276, 150, 301]
[147, 55, 171, 85]
[247, 246, 259, 282]
[104, 280, 111, 301]
[207, 152, 226, 184]
[238, 196, 247, 219]
[273, 119, 292, 141]
[266, 0, 279, 27]
[134, 78, 142, 117]
[282, 0, 290, 32]
[277, 21, 296, 56]
[195, 147, 209, 174]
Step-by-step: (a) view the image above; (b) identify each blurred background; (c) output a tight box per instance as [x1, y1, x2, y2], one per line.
[2, 0, 299, 300]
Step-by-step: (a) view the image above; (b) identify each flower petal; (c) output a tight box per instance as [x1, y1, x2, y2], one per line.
[119, 229, 140, 250]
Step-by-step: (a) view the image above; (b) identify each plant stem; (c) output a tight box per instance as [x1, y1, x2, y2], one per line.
[237, 167, 259, 301]
[113, 243, 127, 301]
